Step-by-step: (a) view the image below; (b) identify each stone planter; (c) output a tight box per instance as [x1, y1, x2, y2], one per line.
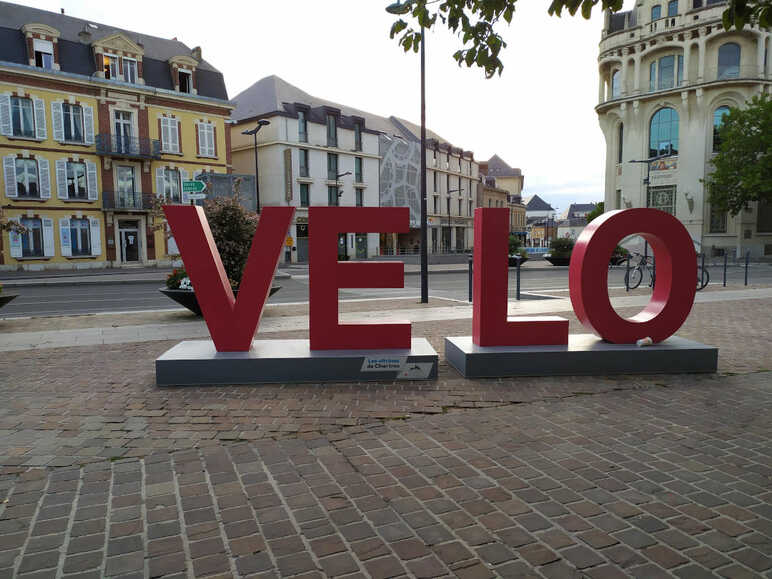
[544, 256, 571, 266]
[160, 286, 281, 316]
[0, 294, 17, 309]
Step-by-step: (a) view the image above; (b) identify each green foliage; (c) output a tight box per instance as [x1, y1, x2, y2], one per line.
[585, 201, 604, 223]
[705, 94, 772, 216]
[508, 234, 522, 254]
[550, 237, 575, 258]
[386, 0, 767, 77]
[202, 196, 258, 288]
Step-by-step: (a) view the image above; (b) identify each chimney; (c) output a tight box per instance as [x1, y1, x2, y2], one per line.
[61, 8, 65, 14]
[191, 46, 202, 61]
[78, 26, 92, 43]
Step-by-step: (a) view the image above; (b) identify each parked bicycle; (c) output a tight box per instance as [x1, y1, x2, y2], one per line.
[697, 264, 709, 290]
[624, 252, 655, 290]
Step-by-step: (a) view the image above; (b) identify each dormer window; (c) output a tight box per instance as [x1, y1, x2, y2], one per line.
[179, 70, 192, 93]
[33, 39, 53, 69]
[103, 54, 119, 79]
[123, 58, 137, 83]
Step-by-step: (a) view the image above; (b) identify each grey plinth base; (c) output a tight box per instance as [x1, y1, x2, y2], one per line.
[156, 338, 438, 385]
[445, 334, 718, 378]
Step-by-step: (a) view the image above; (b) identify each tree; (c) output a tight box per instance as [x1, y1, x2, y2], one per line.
[585, 201, 604, 223]
[508, 234, 521, 254]
[202, 195, 258, 288]
[387, 0, 770, 78]
[705, 94, 772, 216]
[549, 237, 575, 258]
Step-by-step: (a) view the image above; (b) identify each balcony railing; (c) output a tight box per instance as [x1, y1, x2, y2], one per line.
[96, 134, 161, 159]
[102, 191, 153, 211]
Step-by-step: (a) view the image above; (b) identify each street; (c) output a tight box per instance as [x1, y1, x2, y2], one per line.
[1, 262, 771, 318]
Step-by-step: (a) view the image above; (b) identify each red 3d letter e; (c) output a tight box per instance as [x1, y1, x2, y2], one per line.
[164, 205, 294, 352]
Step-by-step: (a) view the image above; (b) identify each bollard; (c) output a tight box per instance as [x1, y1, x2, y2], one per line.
[745, 250, 750, 286]
[625, 254, 631, 292]
[516, 257, 521, 301]
[468, 257, 473, 302]
[723, 252, 727, 287]
[701, 252, 705, 288]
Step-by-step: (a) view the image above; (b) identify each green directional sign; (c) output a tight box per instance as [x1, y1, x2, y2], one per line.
[182, 180, 206, 193]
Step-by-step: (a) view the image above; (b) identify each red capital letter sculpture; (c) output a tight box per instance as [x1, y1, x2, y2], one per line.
[473, 208, 568, 346]
[569, 208, 696, 343]
[164, 205, 294, 352]
[309, 207, 411, 350]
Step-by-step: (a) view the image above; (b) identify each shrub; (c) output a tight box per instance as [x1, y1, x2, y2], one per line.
[549, 237, 575, 258]
[166, 268, 188, 289]
[202, 196, 257, 288]
[508, 234, 522, 255]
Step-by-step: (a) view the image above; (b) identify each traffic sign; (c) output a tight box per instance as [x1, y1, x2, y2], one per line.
[188, 193, 207, 200]
[182, 180, 206, 193]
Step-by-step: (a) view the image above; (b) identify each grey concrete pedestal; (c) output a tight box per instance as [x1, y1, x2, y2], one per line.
[156, 338, 438, 385]
[445, 334, 717, 378]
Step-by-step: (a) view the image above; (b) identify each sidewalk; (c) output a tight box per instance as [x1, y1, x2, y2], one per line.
[0, 291, 770, 577]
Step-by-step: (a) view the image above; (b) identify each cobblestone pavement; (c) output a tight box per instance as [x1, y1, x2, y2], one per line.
[0, 297, 770, 577]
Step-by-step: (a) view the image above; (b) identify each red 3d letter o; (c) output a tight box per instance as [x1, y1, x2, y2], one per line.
[569, 208, 696, 343]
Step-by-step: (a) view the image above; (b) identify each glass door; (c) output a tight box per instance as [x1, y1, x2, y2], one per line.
[114, 111, 132, 154]
[116, 166, 136, 209]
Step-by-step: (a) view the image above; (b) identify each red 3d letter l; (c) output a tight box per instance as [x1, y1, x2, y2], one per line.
[164, 205, 294, 352]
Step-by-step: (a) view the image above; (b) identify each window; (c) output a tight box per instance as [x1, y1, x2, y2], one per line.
[69, 218, 91, 256]
[651, 4, 662, 19]
[163, 168, 181, 203]
[161, 117, 180, 153]
[15, 158, 38, 197]
[446, 197, 451, 215]
[355, 157, 363, 182]
[446, 174, 450, 193]
[354, 122, 362, 151]
[667, 0, 678, 16]
[649, 107, 679, 157]
[103, 54, 119, 79]
[114, 110, 132, 153]
[650, 61, 657, 91]
[327, 153, 338, 180]
[299, 149, 309, 177]
[20, 217, 43, 257]
[356, 188, 364, 207]
[123, 58, 137, 84]
[647, 185, 676, 215]
[709, 205, 727, 233]
[611, 70, 621, 98]
[326, 114, 337, 147]
[433, 171, 438, 192]
[433, 196, 439, 213]
[117, 165, 136, 207]
[718, 43, 740, 79]
[67, 162, 87, 199]
[458, 199, 462, 215]
[179, 70, 192, 93]
[33, 39, 53, 69]
[298, 111, 307, 142]
[658, 55, 675, 89]
[713, 106, 730, 152]
[300, 183, 309, 207]
[62, 103, 83, 142]
[328, 185, 339, 206]
[198, 122, 215, 157]
[615, 189, 622, 209]
[617, 123, 624, 164]
[11, 96, 34, 137]
[468, 200, 473, 216]
[677, 55, 684, 86]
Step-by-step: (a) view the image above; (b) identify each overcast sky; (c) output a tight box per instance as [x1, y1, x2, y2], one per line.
[16, 0, 621, 214]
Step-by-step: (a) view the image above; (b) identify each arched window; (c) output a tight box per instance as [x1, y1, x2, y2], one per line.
[649, 107, 679, 157]
[717, 43, 740, 79]
[713, 106, 730, 152]
[618, 123, 624, 164]
[651, 4, 662, 20]
[611, 70, 621, 98]
[668, 0, 678, 16]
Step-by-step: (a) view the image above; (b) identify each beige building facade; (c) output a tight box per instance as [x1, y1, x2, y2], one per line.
[597, 0, 771, 257]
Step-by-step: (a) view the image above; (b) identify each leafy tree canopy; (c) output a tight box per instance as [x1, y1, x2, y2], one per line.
[585, 201, 604, 223]
[387, 0, 770, 77]
[705, 94, 772, 216]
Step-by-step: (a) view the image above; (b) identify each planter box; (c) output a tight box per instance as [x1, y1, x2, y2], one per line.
[160, 286, 281, 316]
[0, 294, 17, 309]
[544, 256, 571, 266]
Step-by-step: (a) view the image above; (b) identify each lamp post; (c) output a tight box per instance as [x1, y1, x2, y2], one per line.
[386, 0, 429, 303]
[242, 119, 270, 214]
[628, 152, 673, 259]
[334, 171, 352, 204]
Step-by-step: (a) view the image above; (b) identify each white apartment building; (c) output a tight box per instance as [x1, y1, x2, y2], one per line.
[597, 0, 771, 257]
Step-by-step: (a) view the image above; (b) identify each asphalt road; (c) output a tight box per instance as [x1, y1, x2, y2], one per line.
[1, 264, 770, 319]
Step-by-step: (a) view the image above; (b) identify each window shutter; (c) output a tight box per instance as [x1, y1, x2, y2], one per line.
[55, 159, 68, 199]
[86, 161, 98, 200]
[51, 101, 64, 141]
[33, 98, 46, 140]
[89, 217, 102, 257]
[196, 122, 202, 156]
[0, 94, 11, 136]
[83, 105, 94, 145]
[59, 218, 72, 257]
[180, 168, 189, 204]
[37, 157, 51, 199]
[155, 166, 165, 198]
[206, 124, 215, 156]
[42, 218, 55, 257]
[160, 117, 169, 152]
[8, 217, 21, 258]
[3, 154, 17, 198]
[171, 119, 180, 153]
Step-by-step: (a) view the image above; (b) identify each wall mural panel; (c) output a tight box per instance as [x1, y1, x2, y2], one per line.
[379, 135, 421, 228]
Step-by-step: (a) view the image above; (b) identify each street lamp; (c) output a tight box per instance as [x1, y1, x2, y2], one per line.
[334, 171, 352, 203]
[242, 119, 270, 214]
[386, 0, 429, 303]
[628, 152, 674, 259]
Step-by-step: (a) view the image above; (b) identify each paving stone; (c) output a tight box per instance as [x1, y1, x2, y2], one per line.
[104, 551, 144, 576]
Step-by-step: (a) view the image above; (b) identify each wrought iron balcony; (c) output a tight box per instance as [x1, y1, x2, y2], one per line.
[102, 191, 153, 211]
[95, 134, 161, 159]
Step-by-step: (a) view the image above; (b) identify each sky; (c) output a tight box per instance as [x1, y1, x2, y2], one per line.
[14, 0, 619, 215]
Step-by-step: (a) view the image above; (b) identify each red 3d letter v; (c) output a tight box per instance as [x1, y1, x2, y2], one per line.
[308, 207, 411, 350]
[472, 208, 568, 346]
[164, 205, 294, 352]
